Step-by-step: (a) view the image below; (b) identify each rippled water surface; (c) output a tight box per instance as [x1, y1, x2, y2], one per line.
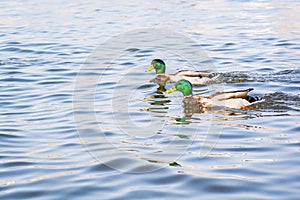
[1, 0, 300, 199]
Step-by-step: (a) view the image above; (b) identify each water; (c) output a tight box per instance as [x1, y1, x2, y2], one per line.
[1, 0, 300, 199]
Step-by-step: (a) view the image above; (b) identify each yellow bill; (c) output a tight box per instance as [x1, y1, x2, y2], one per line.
[145, 64, 155, 72]
[166, 86, 177, 94]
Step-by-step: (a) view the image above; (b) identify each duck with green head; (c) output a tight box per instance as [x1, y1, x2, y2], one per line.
[146, 59, 219, 86]
[166, 79, 259, 109]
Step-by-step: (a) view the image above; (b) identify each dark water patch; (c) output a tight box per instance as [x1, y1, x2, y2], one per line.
[5, 41, 21, 45]
[220, 61, 232, 65]
[130, 164, 163, 173]
[1, 161, 35, 168]
[212, 48, 235, 52]
[125, 48, 140, 52]
[2, 70, 24, 75]
[256, 67, 275, 72]
[215, 167, 273, 177]
[284, 141, 300, 149]
[1, 77, 36, 84]
[291, 46, 300, 50]
[198, 43, 213, 47]
[146, 172, 189, 185]
[1, 101, 14, 107]
[1, 111, 32, 116]
[206, 184, 237, 193]
[1, 188, 50, 200]
[3, 104, 32, 109]
[134, 54, 151, 57]
[57, 53, 70, 56]
[220, 146, 274, 153]
[37, 80, 70, 85]
[124, 188, 185, 200]
[139, 49, 155, 53]
[0, 47, 30, 52]
[96, 81, 117, 87]
[0, 58, 46, 67]
[0, 47, 57, 55]
[41, 93, 72, 101]
[45, 68, 71, 72]
[121, 62, 134, 66]
[274, 42, 294, 47]
[287, 126, 300, 133]
[59, 142, 82, 149]
[72, 51, 90, 55]
[224, 42, 236, 46]
[20, 42, 59, 47]
[0, 132, 23, 138]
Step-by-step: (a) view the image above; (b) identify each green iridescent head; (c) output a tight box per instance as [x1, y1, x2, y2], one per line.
[146, 59, 166, 74]
[166, 79, 193, 96]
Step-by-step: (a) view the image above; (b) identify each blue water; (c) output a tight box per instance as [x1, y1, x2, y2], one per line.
[1, 1, 300, 199]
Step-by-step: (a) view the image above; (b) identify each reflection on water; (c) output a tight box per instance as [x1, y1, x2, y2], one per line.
[1, 0, 300, 199]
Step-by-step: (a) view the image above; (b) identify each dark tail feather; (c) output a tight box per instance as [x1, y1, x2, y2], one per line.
[246, 95, 262, 103]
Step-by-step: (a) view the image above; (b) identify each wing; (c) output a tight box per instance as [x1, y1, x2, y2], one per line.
[173, 70, 210, 77]
[209, 88, 254, 100]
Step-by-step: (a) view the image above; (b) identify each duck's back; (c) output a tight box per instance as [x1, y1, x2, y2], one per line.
[210, 88, 254, 100]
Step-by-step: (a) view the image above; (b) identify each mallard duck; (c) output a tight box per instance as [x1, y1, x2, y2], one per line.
[166, 79, 259, 109]
[146, 59, 218, 86]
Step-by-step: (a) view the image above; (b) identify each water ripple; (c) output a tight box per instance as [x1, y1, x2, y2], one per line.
[1, 0, 300, 199]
